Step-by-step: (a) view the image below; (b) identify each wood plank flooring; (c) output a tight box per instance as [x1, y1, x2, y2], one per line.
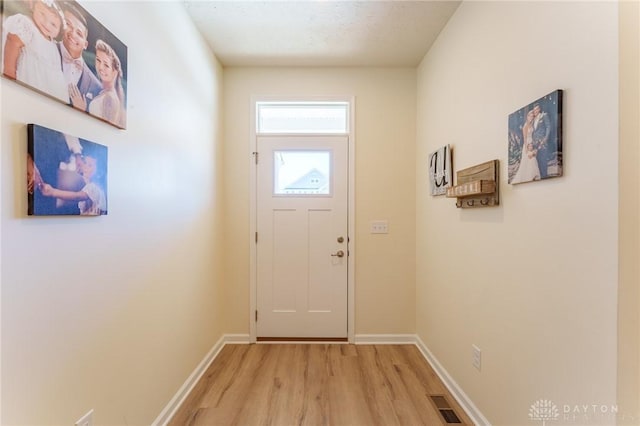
[169, 344, 472, 426]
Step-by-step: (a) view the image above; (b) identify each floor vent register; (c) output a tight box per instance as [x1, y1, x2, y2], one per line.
[429, 395, 462, 424]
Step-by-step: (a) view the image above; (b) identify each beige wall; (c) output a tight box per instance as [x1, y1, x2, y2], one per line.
[223, 68, 416, 335]
[416, 2, 619, 425]
[619, 1, 640, 423]
[0, 3, 225, 425]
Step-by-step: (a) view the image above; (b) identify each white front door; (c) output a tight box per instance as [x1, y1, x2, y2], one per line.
[256, 135, 348, 338]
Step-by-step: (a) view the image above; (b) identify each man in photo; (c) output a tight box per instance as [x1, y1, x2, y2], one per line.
[532, 102, 551, 178]
[29, 126, 83, 215]
[58, 3, 102, 111]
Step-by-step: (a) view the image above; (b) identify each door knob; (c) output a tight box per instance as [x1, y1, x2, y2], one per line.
[331, 250, 345, 258]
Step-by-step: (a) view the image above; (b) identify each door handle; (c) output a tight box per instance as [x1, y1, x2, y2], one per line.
[331, 250, 345, 258]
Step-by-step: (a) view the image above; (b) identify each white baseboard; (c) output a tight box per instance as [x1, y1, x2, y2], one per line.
[414, 335, 491, 426]
[223, 333, 251, 343]
[354, 333, 417, 344]
[152, 334, 247, 426]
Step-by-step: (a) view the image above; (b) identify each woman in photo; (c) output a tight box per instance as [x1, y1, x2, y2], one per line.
[511, 109, 541, 184]
[89, 39, 126, 128]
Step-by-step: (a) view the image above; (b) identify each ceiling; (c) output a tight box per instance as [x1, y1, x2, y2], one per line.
[182, 1, 461, 67]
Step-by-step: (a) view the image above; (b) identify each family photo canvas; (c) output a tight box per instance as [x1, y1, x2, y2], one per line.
[508, 90, 563, 184]
[28, 123, 108, 216]
[2, 0, 128, 128]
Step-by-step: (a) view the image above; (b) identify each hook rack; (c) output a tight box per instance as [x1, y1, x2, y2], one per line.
[446, 160, 500, 209]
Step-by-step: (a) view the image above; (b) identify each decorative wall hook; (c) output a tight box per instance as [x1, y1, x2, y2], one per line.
[446, 160, 500, 209]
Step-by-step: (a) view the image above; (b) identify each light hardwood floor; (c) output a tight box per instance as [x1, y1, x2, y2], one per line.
[169, 344, 472, 426]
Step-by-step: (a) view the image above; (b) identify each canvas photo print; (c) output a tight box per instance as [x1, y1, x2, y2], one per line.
[508, 90, 563, 184]
[28, 123, 107, 216]
[2, 0, 127, 128]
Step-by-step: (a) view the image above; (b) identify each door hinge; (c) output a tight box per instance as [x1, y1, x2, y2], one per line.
[252, 151, 259, 164]
[255, 232, 258, 243]
[255, 310, 258, 322]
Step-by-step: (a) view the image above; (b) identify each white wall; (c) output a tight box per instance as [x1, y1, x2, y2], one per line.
[222, 68, 416, 336]
[416, 2, 619, 425]
[0, 2, 225, 424]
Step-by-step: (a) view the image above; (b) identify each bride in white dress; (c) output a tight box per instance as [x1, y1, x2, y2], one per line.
[88, 39, 125, 128]
[511, 109, 541, 184]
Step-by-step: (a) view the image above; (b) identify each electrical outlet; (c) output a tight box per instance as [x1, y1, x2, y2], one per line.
[472, 345, 481, 371]
[370, 220, 388, 234]
[75, 409, 94, 426]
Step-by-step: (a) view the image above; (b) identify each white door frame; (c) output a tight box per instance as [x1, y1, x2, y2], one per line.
[249, 96, 356, 343]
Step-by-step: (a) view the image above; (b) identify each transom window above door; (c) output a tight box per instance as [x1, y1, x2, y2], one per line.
[256, 102, 349, 134]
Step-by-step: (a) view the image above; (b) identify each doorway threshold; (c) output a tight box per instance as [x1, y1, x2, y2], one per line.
[257, 337, 348, 343]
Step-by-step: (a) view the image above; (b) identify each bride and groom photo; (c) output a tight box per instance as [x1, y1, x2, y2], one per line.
[508, 90, 563, 185]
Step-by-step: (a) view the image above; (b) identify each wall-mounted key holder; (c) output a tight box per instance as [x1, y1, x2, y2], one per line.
[446, 160, 499, 208]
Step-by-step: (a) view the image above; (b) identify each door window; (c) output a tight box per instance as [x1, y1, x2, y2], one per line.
[273, 150, 331, 196]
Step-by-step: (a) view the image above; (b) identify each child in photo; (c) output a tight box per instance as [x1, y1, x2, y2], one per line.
[2, 0, 69, 102]
[40, 151, 107, 216]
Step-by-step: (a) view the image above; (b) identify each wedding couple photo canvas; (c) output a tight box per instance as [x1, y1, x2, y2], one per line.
[28, 123, 108, 216]
[508, 89, 563, 185]
[1, 0, 128, 128]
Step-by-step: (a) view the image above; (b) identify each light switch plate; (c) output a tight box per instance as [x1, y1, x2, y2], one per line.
[370, 220, 388, 234]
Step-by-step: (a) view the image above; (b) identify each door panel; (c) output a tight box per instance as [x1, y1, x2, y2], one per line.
[256, 135, 348, 338]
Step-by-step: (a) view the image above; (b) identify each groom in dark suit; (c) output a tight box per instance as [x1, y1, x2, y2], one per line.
[532, 103, 551, 178]
[58, 3, 102, 111]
